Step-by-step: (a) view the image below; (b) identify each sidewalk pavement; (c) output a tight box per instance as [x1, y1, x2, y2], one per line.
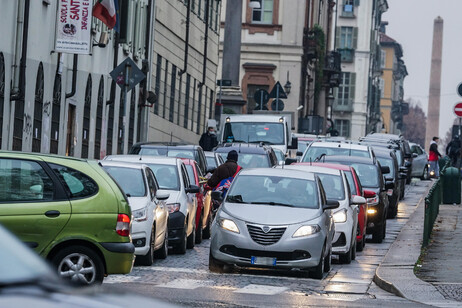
[374, 180, 461, 307]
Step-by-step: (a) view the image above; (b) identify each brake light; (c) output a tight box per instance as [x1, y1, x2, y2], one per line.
[116, 214, 130, 237]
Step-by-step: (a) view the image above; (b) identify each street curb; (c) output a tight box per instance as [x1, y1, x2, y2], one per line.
[373, 181, 433, 301]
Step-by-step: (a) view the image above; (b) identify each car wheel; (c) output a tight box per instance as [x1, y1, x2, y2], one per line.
[382, 218, 387, 240]
[339, 246, 352, 264]
[195, 213, 203, 244]
[187, 219, 195, 249]
[136, 225, 155, 266]
[155, 231, 168, 259]
[203, 213, 212, 239]
[311, 245, 325, 280]
[372, 221, 384, 243]
[323, 246, 332, 273]
[209, 250, 224, 273]
[174, 220, 187, 254]
[421, 165, 430, 180]
[51, 245, 104, 285]
[387, 202, 398, 219]
[406, 172, 411, 184]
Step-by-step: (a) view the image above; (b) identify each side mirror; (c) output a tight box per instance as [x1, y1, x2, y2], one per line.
[381, 166, 390, 174]
[385, 181, 395, 190]
[156, 191, 170, 201]
[351, 195, 366, 205]
[399, 166, 408, 173]
[323, 199, 340, 210]
[211, 191, 223, 201]
[363, 189, 376, 199]
[185, 184, 200, 194]
[296, 151, 303, 156]
[399, 172, 407, 179]
[412, 153, 418, 158]
[288, 137, 298, 149]
[285, 158, 297, 165]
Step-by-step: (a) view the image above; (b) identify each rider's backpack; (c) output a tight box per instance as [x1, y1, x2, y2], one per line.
[214, 166, 242, 197]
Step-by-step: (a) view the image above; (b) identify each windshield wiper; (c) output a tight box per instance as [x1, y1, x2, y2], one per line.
[226, 195, 245, 203]
[249, 201, 294, 207]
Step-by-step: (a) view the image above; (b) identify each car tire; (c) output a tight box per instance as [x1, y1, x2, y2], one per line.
[195, 213, 203, 244]
[323, 246, 332, 273]
[387, 202, 398, 219]
[203, 213, 212, 239]
[51, 245, 104, 285]
[187, 219, 195, 249]
[136, 225, 155, 266]
[311, 245, 325, 280]
[421, 165, 430, 180]
[174, 220, 188, 255]
[372, 220, 385, 243]
[155, 231, 168, 259]
[209, 250, 224, 273]
[339, 246, 352, 264]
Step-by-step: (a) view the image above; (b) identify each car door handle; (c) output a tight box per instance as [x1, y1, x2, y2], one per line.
[45, 210, 60, 218]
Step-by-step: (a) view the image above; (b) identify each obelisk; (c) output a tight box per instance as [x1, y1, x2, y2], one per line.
[425, 17, 443, 151]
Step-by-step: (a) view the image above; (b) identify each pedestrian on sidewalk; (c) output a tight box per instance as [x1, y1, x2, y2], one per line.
[429, 136, 442, 178]
[199, 126, 218, 151]
[445, 135, 461, 167]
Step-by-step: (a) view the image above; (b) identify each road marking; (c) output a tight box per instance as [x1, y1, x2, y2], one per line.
[234, 284, 288, 295]
[103, 275, 141, 284]
[156, 278, 214, 289]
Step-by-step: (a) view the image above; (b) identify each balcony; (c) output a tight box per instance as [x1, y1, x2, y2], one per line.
[337, 48, 355, 63]
[340, 4, 355, 17]
[333, 98, 354, 113]
[324, 51, 342, 87]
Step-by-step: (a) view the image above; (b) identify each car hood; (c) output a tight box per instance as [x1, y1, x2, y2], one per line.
[126, 196, 150, 211]
[158, 189, 180, 204]
[222, 202, 321, 225]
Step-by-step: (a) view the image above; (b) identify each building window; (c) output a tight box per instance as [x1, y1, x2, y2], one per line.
[32, 63, 44, 153]
[94, 76, 104, 159]
[380, 50, 386, 68]
[154, 55, 162, 115]
[177, 74, 183, 126]
[196, 87, 203, 134]
[337, 72, 355, 105]
[107, 101, 114, 155]
[379, 78, 385, 98]
[191, 78, 197, 131]
[184, 74, 191, 129]
[209, 88, 214, 119]
[340, 27, 354, 48]
[0, 53, 4, 148]
[128, 90, 135, 149]
[82, 74, 92, 158]
[214, 0, 220, 31]
[251, 0, 274, 24]
[341, 0, 355, 17]
[335, 119, 350, 137]
[50, 73, 62, 154]
[162, 60, 169, 119]
[169, 65, 177, 123]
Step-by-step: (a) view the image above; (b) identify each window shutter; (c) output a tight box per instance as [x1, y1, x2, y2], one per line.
[353, 27, 358, 49]
[335, 27, 341, 48]
[350, 73, 356, 100]
[354, 0, 360, 6]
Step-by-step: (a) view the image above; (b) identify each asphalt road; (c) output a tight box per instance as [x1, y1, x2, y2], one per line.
[103, 180, 432, 307]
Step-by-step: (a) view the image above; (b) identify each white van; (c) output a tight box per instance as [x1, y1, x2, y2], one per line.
[219, 114, 296, 155]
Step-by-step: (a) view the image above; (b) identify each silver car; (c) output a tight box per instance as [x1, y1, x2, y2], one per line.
[209, 168, 338, 279]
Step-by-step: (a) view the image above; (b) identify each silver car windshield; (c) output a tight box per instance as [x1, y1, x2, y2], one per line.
[218, 153, 270, 168]
[317, 173, 345, 200]
[103, 166, 146, 197]
[302, 146, 369, 162]
[226, 175, 319, 209]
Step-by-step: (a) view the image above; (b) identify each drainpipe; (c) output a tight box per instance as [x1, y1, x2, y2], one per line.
[178, 0, 191, 75]
[10, 0, 29, 101]
[198, 0, 209, 88]
[65, 54, 78, 99]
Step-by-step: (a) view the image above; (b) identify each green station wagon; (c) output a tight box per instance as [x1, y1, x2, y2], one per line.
[0, 151, 135, 284]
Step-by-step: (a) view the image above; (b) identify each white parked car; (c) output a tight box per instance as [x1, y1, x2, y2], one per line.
[104, 156, 199, 254]
[100, 161, 170, 265]
[285, 165, 364, 264]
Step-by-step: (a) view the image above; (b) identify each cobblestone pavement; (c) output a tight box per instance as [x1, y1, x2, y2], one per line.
[417, 203, 462, 302]
[104, 180, 432, 307]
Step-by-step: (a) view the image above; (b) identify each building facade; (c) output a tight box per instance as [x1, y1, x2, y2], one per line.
[330, 0, 388, 139]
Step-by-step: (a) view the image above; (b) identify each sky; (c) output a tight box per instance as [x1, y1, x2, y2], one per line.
[383, 0, 462, 139]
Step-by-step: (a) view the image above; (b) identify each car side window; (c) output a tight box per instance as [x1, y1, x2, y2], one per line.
[145, 169, 157, 200]
[180, 164, 190, 188]
[49, 163, 98, 199]
[0, 158, 54, 202]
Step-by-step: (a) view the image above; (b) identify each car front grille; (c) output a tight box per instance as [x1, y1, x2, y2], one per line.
[247, 224, 286, 246]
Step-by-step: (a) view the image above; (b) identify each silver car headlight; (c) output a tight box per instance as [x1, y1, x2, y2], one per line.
[293, 225, 321, 238]
[132, 207, 148, 222]
[219, 218, 240, 234]
[333, 209, 347, 223]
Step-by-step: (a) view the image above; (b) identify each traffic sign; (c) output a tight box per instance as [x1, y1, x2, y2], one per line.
[454, 102, 462, 117]
[269, 81, 287, 99]
[110, 57, 146, 91]
[253, 89, 270, 111]
[457, 83, 462, 97]
[271, 99, 284, 111]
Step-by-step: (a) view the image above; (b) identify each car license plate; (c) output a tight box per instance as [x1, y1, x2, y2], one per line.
[250, 256, 277, 266]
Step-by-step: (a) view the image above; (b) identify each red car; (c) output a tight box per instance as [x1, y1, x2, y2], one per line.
[295, 162, 374, 251]
[181, 159, 213, 243]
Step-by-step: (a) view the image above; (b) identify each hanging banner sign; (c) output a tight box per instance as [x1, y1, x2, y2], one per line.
[55, 0, 93, 54]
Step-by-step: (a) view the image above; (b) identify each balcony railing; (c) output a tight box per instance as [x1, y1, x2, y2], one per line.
[333, 98, 354, 112]
[337, 48, 355, 63]
[324, 51, 342, 87]
[340, 4, 355, 17]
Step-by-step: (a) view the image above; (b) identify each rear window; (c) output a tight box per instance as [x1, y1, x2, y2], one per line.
[49, 163, 98, 198]
[217, 153, 270, 168]
[350, 163, 379, 188]
[302, 146, 370, 162]
[103, 166, 146, 197]
[317, 173, 345, 200]
[344, 171, 357, 195]
[147, 164, 180, 191]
